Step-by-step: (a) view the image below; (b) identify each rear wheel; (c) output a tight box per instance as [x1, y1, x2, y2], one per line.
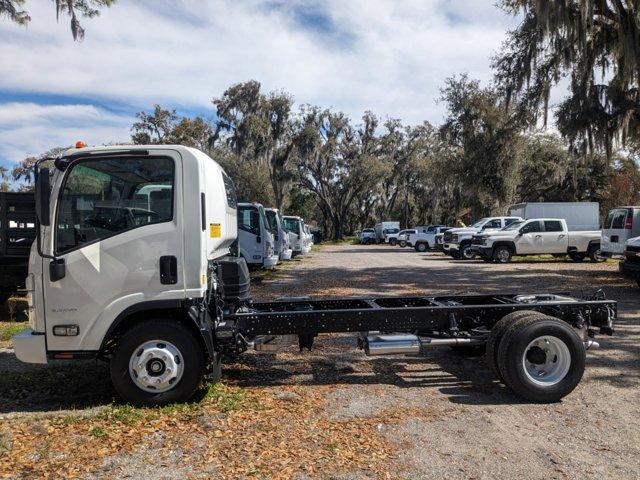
[399, 241, 407, 248]
[389, 238, 397, 246]
[493, 246, 512, 263]
[497, 316, 585, 402]
[110, 319, 206, 406]
[486, 310, 541, 382]
[589, 245, 605, 263]
[416, 242, 428, 252]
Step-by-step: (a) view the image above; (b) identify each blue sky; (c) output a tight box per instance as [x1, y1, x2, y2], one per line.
[0, 0, 520, 174]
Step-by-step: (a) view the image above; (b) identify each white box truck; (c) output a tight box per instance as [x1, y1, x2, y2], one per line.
[507, 202, 600, 231]
[374, 221, 400, 244]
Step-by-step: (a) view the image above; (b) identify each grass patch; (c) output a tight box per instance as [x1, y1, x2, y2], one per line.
[204, 382, 248, 412]
[89, 426, 108, 438]
[0, 321, 28, 341]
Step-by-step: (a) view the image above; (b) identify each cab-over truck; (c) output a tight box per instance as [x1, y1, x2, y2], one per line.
[13, 145, 616, 406]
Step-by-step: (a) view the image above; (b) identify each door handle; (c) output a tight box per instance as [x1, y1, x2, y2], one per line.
[534, 235, 542, 238]
[159, 256, 177, 285]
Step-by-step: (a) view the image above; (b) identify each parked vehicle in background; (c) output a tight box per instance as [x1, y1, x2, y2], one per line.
[471, 219, 602, 263]
[374, 221, 400, 243]
[397, 229, 417, 247]
[0, 192, 36, 304]
[283, 215, 305, 256]
[507, 202, 600, 231]
[359, 228, 376, 244]
[444, 217, 522, 259]
[238, 203, 279, 268]
[601, 207, 640, 258]
[383, 227, 401, 245]
[310, 227, 324, 244]
[265, 208, 292, 261]
[302, 223, 313, 252]
[619, 236, 640, 286]
[408, 226, 451, 252]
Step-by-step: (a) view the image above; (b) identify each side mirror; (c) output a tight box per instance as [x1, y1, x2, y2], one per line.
[35, 168, 51, 226]
[49, 258, 66, 282]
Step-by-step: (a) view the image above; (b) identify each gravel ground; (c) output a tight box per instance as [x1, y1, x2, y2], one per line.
[1, 243, 639, 479]
[248, 244, 640, 479]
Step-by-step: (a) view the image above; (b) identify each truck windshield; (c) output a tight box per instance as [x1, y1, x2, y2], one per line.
[502, 221, 524, 231]
[56, 156, 174, 254]
[238, 206, 261, 236]
[470, 218, 489, 228]
[384, 228, 399, 234]
[264, 210, 278, 239]
[283, 217, 299, 233]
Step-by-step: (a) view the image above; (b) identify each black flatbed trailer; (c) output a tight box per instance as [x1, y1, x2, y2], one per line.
[0, 192, 36, 303]
[214, 288, 616, 403]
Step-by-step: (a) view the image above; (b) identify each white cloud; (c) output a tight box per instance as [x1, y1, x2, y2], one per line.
[0, 0, 519, 163]
[0, 103, 131, 164]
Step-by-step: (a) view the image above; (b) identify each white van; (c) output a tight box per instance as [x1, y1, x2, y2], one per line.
[265, 208, 293, 261]
[238, 202, 279, 268]
[601, 207, 640, 257]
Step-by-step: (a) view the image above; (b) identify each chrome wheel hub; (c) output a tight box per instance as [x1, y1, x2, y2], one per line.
[523, 335, 571, 386]
[497, 249, 510, 262]
[129, 340, 184, 393]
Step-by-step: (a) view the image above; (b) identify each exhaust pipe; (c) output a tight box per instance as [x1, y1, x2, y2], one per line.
[364, 334, 484, 356]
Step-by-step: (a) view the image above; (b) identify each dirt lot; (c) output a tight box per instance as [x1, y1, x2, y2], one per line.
[1, 243, 639, 479]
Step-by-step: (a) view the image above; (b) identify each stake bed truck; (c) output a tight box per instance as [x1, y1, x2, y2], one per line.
[13, 145, 616, 406]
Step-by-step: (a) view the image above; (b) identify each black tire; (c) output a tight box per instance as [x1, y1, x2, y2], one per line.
[399, 241, 407, 248]
[110, 319, 206, 406]
[459, 243, 475, 260]
[493, 245, 512, 263]
[389, 238, 397, 246]
[588, 245, 605, 263]
[497, 315, 586, 403]
[485, 310, 542, 382]
[569, 252, 585, 262]
[450, 250, 461, 259]
[415, 242, 428, 252]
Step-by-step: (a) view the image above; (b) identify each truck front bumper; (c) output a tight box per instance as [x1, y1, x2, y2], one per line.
[445, 243, 459, 255]
[471, 245, 493, 258]
[12, 328, 47, 364]
[280, 248, 293, 261]
[263, 254, 280, 269]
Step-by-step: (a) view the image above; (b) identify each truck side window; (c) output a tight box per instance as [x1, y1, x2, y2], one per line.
[521, 221, 541, 234]
[238, 206, 260, 235]
[544, 220, 563, 232]
[505, 218, 519, 226]
[609, 210, 627, 229]
[483, 219, 502, 229]
[56, 156, 174, 254]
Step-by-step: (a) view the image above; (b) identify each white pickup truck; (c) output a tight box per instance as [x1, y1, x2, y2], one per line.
[407, 226, 451, 252]
[443, 217, 522, 259]
[470, 218, 603, 263]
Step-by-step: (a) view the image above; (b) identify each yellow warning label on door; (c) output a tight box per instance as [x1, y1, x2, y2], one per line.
[209, 223, 221, 238]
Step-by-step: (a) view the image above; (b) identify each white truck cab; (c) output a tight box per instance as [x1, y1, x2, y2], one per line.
[265, 208, 292, 261]
[13, 145, 238, 370]
[282, 215, 306, 255]
[443, 217, 522, 259]
[237, 202, 279, 269]
[408, 226, 451, 252]
[471, 218, 602, 263]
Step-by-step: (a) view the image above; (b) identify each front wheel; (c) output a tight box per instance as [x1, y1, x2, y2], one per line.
[110, 319, 206, 406]
[493, 246, 512, 263]
[459, 243, 475, 260]
[497, 316, 585, 402]
[415, 242, 428, 252]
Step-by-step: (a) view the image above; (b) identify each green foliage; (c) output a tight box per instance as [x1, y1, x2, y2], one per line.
[0, 0, 115, 40]
[494, 0, 640, 155]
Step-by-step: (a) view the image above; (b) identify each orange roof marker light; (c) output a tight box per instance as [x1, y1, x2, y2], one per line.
[75, 140, 87, 149]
